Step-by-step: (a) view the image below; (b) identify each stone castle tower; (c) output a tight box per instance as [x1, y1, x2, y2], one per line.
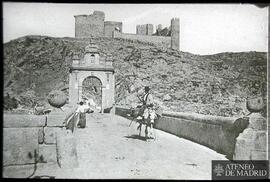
[74, 11, 122, 38]
[136, 24, 154, 35]
[74, 11, 105, 38]
[104, 21, 123, 37]
[171, 18, 180, 50]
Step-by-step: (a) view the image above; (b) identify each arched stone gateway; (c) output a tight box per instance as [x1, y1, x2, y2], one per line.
[68, 43, 115, 113]
[81, 76, 102, 107]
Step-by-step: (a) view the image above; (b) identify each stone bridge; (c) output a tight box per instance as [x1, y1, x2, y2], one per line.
[3, 107, 267, 179]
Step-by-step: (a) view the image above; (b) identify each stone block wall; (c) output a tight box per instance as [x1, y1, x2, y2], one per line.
[3, 127, 41, 166]
[136, 24, 154, 35]
[114, 18, 179, 50]
[74, 11, 105, 38]
[104, 21, 123, 38]
[3, 114, 46, 167]
[3, 112, 73, 178]
[147, 24, 154, 35]
[233, 113, 267, 160]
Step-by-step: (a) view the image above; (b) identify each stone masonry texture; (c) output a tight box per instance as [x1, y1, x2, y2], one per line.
[4, 114, 46, 128]
[44, 127, 62, 144]
[233, 113, 267, 160]
[3, 127, 40, 165]
[171, 18, 180, 50]
[38, 144, 57, 163]
[136, 24, 154, 35]
[104, 21, 122, 38]
[74, 11, 105, 38]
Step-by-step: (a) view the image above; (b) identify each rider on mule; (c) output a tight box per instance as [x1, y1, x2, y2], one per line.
[136, 86, 156, 141]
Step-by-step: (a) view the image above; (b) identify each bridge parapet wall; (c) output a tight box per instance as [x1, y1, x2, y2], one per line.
[155, 111, 238, 159]
[3, 110, 77, 178]
[115, 106, 266, 160]
[3, 107, 267, 177]
[233, 113, 267, 160]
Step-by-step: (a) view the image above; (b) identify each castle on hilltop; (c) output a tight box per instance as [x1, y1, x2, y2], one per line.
[74, 11, 123, 38]
[74, 10, 179, 50]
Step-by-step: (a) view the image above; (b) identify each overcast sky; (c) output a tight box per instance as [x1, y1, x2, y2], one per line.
[3, 3, 268, 55]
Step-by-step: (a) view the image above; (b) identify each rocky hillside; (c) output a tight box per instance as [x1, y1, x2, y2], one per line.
[4, 35, 267, 117]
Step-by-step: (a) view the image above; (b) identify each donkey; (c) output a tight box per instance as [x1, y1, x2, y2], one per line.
[128, 105, 162, 140]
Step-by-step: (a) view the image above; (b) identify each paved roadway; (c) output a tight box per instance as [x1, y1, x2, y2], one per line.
[36, 113, 227, 179]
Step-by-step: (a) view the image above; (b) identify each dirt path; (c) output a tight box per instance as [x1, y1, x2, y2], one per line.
[46, 113, 226, 179]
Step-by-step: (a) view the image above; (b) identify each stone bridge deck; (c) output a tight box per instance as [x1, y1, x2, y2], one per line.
[34, 113, 227, 179]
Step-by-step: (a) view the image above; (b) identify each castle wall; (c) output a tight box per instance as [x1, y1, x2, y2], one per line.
[74, 11, 105, 38]
[124, 19, 179, 50]
[73, 11, 179, 50]
[136, 24, 154, 35]
[113, 31, 171, 48]
[136, 25, 144, 35]
[104, 21, 123, 38]
[146, 24, 154, 35]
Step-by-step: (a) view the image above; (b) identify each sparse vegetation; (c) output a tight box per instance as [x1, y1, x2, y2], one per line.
[4, 35, 267, 117]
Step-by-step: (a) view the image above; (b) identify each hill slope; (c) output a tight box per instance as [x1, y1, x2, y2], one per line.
[4, 35, 267, 117]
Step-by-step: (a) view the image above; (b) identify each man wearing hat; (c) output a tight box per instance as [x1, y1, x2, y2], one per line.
[140, 86, 156, 141]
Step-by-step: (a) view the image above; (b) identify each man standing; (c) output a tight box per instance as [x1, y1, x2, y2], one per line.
[75, 101, 87, 128]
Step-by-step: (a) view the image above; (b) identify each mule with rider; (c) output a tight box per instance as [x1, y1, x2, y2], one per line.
[129, 86, 162, 141]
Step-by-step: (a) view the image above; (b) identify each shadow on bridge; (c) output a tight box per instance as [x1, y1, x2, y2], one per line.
[124, 134, 146, 141]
